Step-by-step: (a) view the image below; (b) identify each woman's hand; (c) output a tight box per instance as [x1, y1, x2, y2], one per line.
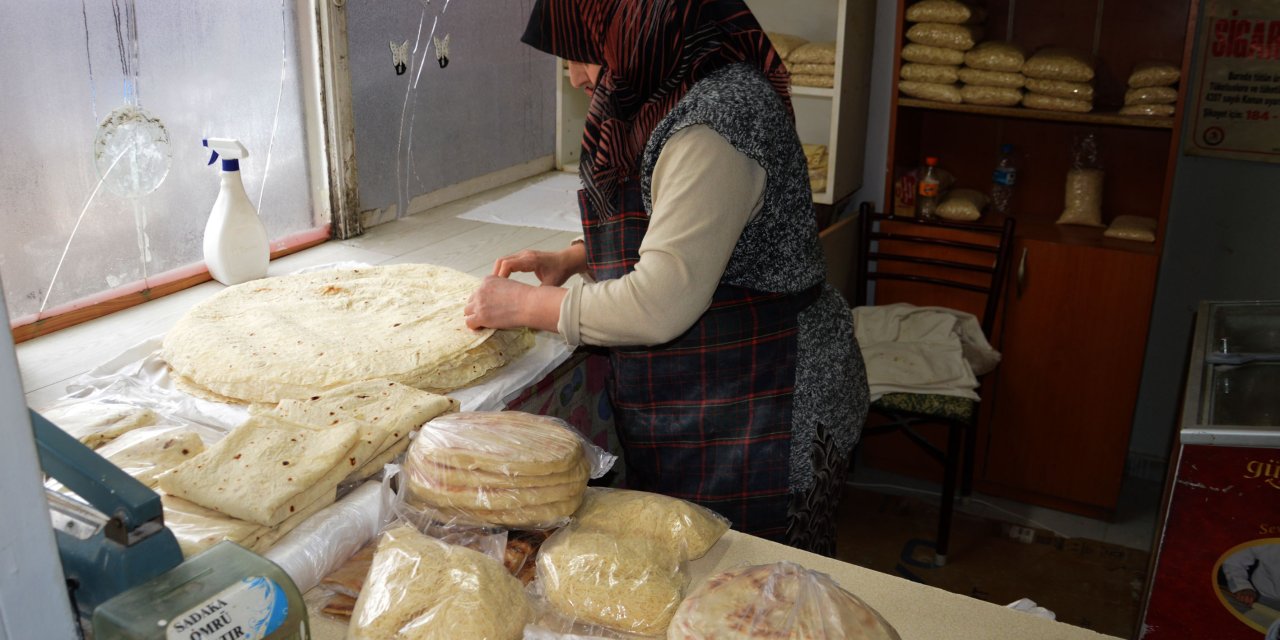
[465, 276, 567, 332]
[1231, 588, 1259, 605]
[493, 243, 587, 287]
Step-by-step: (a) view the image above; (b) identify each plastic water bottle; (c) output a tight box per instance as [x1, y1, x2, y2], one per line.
[917, 156, 941, 220]
[992, 144, 1017, 215]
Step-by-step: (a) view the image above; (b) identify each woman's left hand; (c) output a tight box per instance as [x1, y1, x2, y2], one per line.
[464, 276, 567, 332]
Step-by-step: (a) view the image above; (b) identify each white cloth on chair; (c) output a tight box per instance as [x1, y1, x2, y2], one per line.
[852, 303, 1001, 401]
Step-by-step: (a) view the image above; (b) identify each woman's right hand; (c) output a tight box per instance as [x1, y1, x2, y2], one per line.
[493, 243, 587, 287]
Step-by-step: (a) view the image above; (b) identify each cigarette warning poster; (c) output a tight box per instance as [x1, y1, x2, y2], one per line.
[1186, 0, 1280, 162]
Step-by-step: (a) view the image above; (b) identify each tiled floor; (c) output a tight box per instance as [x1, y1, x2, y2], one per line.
[848, 461, 1164, 552]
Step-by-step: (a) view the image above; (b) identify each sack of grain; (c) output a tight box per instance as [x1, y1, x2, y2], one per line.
[902, 43, 966, 65]
[905, 23, 984, 51]
[1103, 215, 1157, 243]
[937, 188, 991, 221]
[1124, 86, 1178, 105]
[792, 74, 834, 89]
[964, 41, 1026, 72]
[905, 0, 986, 24]
[1057, 168, 1105, 228]
[1024, 77, 1094, 101]
[901, 62, 960, 84]
[766, 32, 808, 60]
[669, 562, 902, 639]
[1119, 103, 1176, 117]
[958, 67, 1025, 88]
[1023, 92, 1092, 113]
[1129, 60, 1180, 88]
[960, 85, 1023, 106]
[789, 41, 837, 65]
[1023, 47, 1095, 82]
[791, 62, 836, 76]
[899, 80, 963, 104]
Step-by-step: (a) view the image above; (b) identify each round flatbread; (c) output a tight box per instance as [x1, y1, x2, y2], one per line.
[412, 411, 585, 476]
[406, 473, 585, 511]
[409, 492, 584, 529]
[573, 488, 728, 561]
[408, 454, 590, 491]
[668, 562, 901, 639]
[161, 264, 532, 404]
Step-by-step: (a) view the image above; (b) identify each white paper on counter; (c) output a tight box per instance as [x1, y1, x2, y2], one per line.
[455, 172, 582, 232]
[265, 481, 385, 593]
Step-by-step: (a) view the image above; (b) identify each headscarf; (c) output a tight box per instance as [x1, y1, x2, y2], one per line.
[522, 0, 792, 218]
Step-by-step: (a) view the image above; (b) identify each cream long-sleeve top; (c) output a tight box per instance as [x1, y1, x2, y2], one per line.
[557, 124, 767, 347]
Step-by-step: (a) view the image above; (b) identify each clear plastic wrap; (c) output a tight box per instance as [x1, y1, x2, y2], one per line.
[958, 67, 1025, 88]
[572, 488, 729, 562]
[668, 562, 902, 639]
[1119, 103, 1176, 117]
[1128, 60, 1181, 88]
[1023, 92, 1093, 113]
[937, 188, 991, 221]
[1024, 78, 1094, 101]
[320, 541, 378, 598]
[382, 464, 511, 564]
[264, 480, 385, 593]
[898, 80, 963, 104]
[1023, 47, 1095, 82]
[905, 23, 983, 51]
[900, 62, 960, 84]
[901, 43, 965, 66]
[533, 523, 689, 637]
[401, 411, 613, 529]
[349, 524, 531, 640]
[1057, 134, 1105, 228]
[1103, 215, 1157, 243]
[1124, 86, 1178, 105]
[960, 85, 1024, 106]
[964, 41, 1026, 72]
[905, 0, 986, 24]
[90, 424, 205, 487]
[38, 400, 161, 449]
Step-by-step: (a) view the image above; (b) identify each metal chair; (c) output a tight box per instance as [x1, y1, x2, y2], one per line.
[853, 202, 1015, 566]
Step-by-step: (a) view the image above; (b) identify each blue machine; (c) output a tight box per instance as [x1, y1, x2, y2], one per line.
[30, 409, 184, 618]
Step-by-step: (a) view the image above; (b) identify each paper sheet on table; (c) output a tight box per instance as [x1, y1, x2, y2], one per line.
[455, 172, 583, 232]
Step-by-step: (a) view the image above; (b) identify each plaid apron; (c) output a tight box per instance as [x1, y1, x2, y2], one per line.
[580, 181, 816, 540]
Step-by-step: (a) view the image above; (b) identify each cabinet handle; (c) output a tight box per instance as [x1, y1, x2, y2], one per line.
[1016, 247, 1028, 298]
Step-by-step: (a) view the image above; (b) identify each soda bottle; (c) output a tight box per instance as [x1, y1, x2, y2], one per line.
[917, 156, 941, 220]
[992, 144, 1017, 215]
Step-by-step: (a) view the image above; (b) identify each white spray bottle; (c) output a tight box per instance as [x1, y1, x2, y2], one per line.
[203, 138, 269, 285]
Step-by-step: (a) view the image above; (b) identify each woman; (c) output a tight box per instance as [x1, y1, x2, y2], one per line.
[465, 0, 868, 555]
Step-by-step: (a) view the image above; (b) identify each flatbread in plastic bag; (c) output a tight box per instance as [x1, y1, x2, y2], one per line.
[349, 524, 530, 640]
[766, 32, 808, 60]
[958, 67, 1025, 88]
[1124, 86, 1178, 105]
[905, 23, 983, 51]
[789, 42, 837, 65]
[668, 562, 902, 639]
[1023, 92, 1092, 113]
[93, 425, 205, 488]
[1129, 60, 1181, 88]
[900, 62, 959, 84]
[1104, 215, 1157, 243]
[937, 188, 991, 221]
[901, 43, 965, 65]
[39, 401, 159, 449]
[1057, 169, 1105, 228]
[1023, 47, 1095, 82]
[1024, 78, 1094, 101]
[899, 80, 963, 104]
[964, 41, 1026, 72]
[572, 487, 729, 561]
[1119, 104, 1176, 117]
[905, 0, 986, 24]
[535, 524, 688, 637]
[960, 85, 1023, 106]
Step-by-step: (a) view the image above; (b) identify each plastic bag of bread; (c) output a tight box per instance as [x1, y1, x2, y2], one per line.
[668, 562, 902, 639]
[765, 32, 808, 60]
[1119, 103, 1176, 117]
[1124, 86, 1178, 105]
[1024, 78, 1094, 101]
[899, 80, 963, 104]
[1104, 215, 1157, 243]
[1023, 92, 1092, 113]
[1023, 47, 1095, 82]
[900, 62, 960, 84]
[902, 43, 965, 65]
[401, 411, 614, 528]
[906, 0, 986, 24]
[960, 85, 1023, 106]
[958, 67, 1025, 88]
[1129, 60, 1181, 88]
[937, 188, 991, 221]
[1057, 134, 1105, 228]
[534, 523, 689, 637]
[38, 400, 160, 449]
[348, 524, 531, 640]
[789, 41, 836, 65]
[572, 487, 729, 561]
[964, 41, 1026, 72]
[905, 23, 984, 51]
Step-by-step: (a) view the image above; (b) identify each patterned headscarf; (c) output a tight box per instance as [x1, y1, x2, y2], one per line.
[522, 0, 792, 218]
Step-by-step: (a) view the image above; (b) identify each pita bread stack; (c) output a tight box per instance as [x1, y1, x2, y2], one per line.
[349, 525, 530, 640]
[156, 380, 451, 555]
[402, 411, 589, 528]
[668, 562, 902, 639]
[160, 264, 534, 405]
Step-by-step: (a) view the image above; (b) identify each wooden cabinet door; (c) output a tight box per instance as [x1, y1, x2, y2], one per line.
[981, 237, 1158, 518]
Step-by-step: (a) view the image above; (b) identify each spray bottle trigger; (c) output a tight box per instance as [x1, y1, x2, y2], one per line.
[203, 139, 219, 166]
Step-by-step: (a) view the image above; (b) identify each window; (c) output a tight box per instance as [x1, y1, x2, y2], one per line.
[1, 1, 329, 336]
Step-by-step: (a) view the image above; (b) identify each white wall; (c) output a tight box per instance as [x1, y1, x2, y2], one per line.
[846, 0, 898, 214]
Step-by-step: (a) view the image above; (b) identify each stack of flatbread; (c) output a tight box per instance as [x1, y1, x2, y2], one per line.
[668, 562, 901, 639]
[349, 525, 530, 640]
[160, 264, 534, 405]
[156, 379, 452, 557]
[402, 411, 589, 528]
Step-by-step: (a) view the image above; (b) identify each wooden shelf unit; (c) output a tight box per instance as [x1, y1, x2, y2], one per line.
[552, 0, 876, 206]
[862, 0, 1198, 519]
